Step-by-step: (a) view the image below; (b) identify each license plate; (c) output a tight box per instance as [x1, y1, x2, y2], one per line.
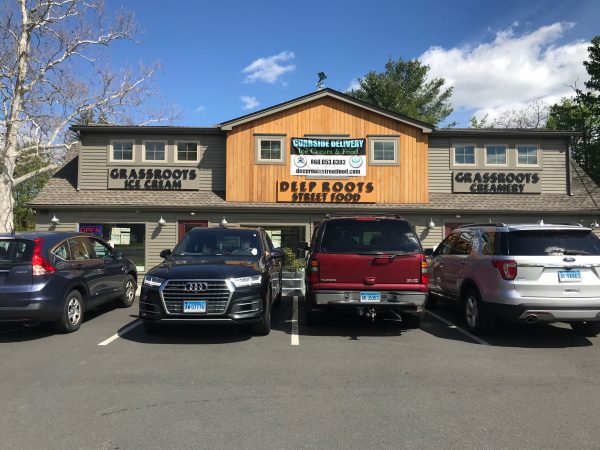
[558, 271, 581, 283]
[183, 300, 207, 313]
[360, 291, 381, 303]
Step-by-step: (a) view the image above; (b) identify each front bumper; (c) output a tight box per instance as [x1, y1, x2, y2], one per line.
[309, 290, 426, 312]
[139, 285, 265, 324]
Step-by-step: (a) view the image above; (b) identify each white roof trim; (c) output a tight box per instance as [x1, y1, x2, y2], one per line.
[219, 90, 433, 133]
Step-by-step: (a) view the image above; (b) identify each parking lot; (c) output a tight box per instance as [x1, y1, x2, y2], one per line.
[1, 295, 600, 450]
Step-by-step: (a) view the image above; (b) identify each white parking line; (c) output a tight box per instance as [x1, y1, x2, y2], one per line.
[425, 310, 490, 346]
[98, 320, 142, 346]
[291, 295, 299, 346]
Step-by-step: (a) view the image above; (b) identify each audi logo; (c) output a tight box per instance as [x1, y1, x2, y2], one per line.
[184, 282, 208, 292]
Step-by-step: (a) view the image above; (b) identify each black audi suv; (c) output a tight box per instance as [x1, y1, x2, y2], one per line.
[139, 227, 283, 335]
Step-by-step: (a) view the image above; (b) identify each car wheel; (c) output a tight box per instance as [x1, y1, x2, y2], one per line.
[402, 313, 422, 329]
[463, 288, 495, 335]
[250, 287, 272, 336]
[54, 290, 84, 333]
[570, 321, 600, 337]
[143, 321, 163, 335]
[425, 291, 438, 309]
[117, 275, 137, 308]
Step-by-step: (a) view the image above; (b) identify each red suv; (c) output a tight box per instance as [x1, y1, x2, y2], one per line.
[300, 215, 428, 328]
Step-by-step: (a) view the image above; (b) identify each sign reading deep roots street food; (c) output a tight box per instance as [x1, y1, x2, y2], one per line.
[277, 180, 376, 203]
[290, 138, 366, 177]
[108, 167, 199, 190]
[452, 171, 541, 194]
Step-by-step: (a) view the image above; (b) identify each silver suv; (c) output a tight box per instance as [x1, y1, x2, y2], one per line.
[428, 223, 600, 336]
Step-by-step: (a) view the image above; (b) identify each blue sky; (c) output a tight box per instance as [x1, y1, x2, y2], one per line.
[104, 0, 600, 127]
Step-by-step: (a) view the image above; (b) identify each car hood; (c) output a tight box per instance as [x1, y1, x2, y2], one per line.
[147, 258, 263, 279]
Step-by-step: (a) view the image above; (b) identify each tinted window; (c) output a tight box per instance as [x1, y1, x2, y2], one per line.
[52, 241, 70, 260]
[89, 239, 113, 259]
[507, 230, 600, 256]
[174, 229, 261, 257]
[68, 238, 91, 260]
[0, 239, 33, 269]
[435, 233, 459, 256]
[451, 232, 474, 255]
[481, 231, 497, 256]
[319, 219, 420, 254]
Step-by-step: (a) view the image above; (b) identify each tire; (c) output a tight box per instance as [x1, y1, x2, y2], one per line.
[462, 288, 495, 335]
[117, 275, 137, 308]
[143, 321, 163, 335]
[250, 288, 272, 336]
[425, 291, 438, 309]
[402, 313, 422, 329]
[570, 321, 600, 337]
[54, 290, 84, 333]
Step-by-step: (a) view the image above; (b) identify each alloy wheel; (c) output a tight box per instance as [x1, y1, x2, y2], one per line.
[125, 280, 135, 303]
[67, 297, 81, 325]
[465, 295, 478, 329]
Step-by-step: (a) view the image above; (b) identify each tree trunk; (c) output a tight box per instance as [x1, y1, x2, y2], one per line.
[0, 173, 15, 233]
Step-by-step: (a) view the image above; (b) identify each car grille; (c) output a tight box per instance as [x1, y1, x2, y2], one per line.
[161, 280, 231, 314]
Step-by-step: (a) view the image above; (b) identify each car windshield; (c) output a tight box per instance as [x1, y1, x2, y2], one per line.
[0, 239, 34, 269]
[173, 229, 261, 258]
[507, 230, 600, 256]
[319, 219, 421, 254]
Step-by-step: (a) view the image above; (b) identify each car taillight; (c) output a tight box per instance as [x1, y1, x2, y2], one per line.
[32, 238, 55, 276]
[308, 256, 319, 284]
[420, 259, 429, 285]
[492, 259, 517, 280]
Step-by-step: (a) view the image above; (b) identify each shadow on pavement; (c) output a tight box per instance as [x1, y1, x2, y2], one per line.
[423, 301, 594, 348]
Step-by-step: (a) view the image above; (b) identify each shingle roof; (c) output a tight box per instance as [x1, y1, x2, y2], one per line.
[30, 149, 600, 215]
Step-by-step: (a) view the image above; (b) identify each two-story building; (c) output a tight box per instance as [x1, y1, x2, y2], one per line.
[31, 88, 600, 275]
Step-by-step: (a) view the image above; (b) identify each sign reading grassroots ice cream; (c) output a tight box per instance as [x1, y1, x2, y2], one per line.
[290, 138, 366, 177]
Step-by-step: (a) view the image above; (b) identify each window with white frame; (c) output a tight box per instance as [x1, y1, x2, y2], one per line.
[454, 145, 476, 165]
[256, 136, 285, 163]
[144, 141, 166, 161]
[176, 142, 198, 162]
[112, 141, 134, 161]
[517, 145, 539, 165]
[485, 145, 507, 165]
[369, 137, 399, 165]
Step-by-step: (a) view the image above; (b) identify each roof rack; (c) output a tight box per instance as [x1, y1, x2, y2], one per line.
[456, 222, 507, 228]
[324, 213, 402, 219]
[549, 222, 584, 227]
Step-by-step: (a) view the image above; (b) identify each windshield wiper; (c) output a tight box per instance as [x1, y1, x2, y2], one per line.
[563, 249, 592, 255]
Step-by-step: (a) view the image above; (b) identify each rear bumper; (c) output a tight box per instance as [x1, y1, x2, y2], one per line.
[487, 302, 600, 323]
[0, 300, 62, 322]
[310, 290, 426, 311]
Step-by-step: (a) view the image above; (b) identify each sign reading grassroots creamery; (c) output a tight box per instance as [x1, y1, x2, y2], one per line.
[452, 171, 541, 194]
[290, 137, 366, 177]
[108, 167, 199, 190]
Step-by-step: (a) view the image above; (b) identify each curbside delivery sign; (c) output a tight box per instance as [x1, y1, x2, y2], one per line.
[290, 138, 366, 177]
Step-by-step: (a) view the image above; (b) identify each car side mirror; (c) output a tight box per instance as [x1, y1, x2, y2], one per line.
[160, 249, 172, 259]
[271, 248, 284, 259]
[115, 251, 124, 259]
[297, 241, 309, 251]
[423, 248, 434, 258]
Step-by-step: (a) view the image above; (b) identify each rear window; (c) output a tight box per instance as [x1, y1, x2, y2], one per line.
[507, 230, 600, 256]
[0, 239, 34, 269]
[319, 219, 421, 254]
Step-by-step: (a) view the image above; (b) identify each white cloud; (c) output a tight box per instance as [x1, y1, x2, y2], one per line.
[419, 22, 589, 122]
[242, 51, 295, 84]
[195, 105, 205, 112]
[240, 95, 260, 110]
[346, 79, 360, 91]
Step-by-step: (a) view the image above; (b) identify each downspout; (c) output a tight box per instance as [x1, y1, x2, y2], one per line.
[566, 139, 572, 196]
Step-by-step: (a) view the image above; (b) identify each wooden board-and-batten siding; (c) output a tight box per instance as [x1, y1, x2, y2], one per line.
[225, 97, 429, 204]
[78, 133, 226, 192]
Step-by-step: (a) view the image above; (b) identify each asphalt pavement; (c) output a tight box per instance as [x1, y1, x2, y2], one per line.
[1, 296, 599, 450]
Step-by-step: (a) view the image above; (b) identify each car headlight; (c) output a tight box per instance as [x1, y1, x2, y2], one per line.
[230, 274, 262, 288]
[143, 275, 165, 287]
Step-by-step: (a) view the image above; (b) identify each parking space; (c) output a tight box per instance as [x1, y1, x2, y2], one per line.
[1, 296, 600, 449]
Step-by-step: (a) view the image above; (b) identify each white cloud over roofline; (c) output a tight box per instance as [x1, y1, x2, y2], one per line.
[419, 22, 590, 122]
[242, 51, 296, 84]
[240, 95, 260, 110]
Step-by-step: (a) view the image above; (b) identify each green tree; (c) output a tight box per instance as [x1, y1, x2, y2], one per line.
[547, 36, 600, 183]
[13, 155, 51, 231]
[346, 58, 454, 126]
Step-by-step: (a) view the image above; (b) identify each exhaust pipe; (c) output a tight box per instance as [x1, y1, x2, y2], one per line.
[526, 315, 538, 324]
[366, 307, 376, 322]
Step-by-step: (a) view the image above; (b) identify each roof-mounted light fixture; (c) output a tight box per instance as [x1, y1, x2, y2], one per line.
[158, 216, 167, 227]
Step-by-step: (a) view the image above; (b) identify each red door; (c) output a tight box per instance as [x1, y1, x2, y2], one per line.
[178, 220, 208, 240]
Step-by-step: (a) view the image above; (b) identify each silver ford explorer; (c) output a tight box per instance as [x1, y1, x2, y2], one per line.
[428, 223, 600, 335]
